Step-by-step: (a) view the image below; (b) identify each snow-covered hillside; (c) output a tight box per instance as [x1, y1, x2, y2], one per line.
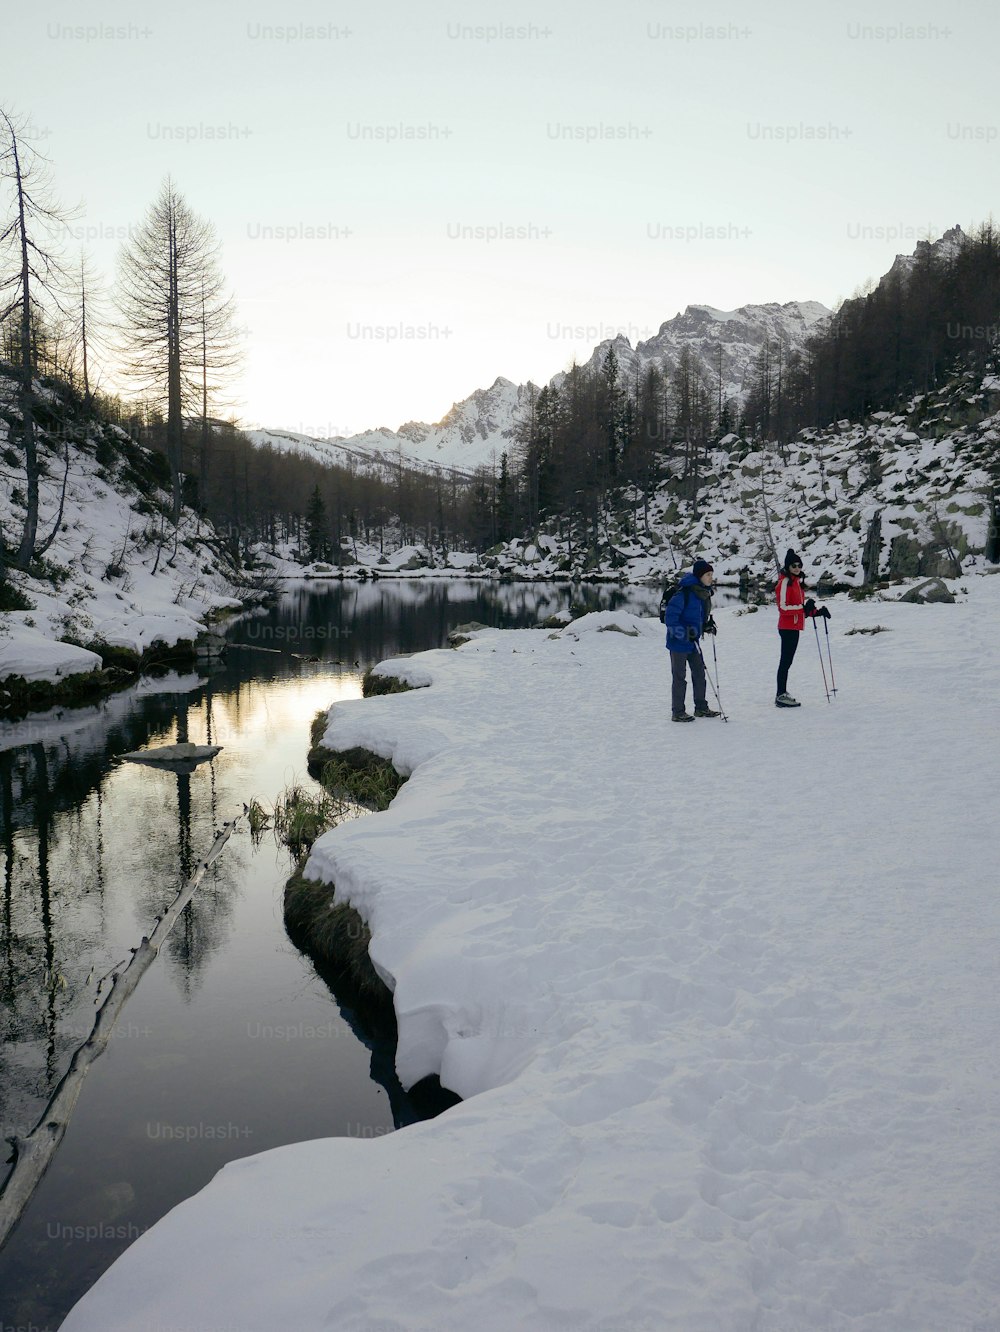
[249, 376, 536, 479]
[0, 375, 257, 687]
[473, 370, 1000, 587]
[264, 366, 999, 591]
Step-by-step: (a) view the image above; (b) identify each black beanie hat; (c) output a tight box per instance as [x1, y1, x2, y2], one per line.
[692, 559, 714, 579]
[782, 549, 803, 573]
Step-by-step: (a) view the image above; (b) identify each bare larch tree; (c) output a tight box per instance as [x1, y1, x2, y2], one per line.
[116, 178, 240, 521]
[0, 107, 73, 567]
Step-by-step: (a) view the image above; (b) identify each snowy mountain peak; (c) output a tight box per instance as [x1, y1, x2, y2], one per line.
[576, 299, 834, 401]
[257, 295, 832, 477]
[680, 303, 738, 324]
[884, 225, 967, 286]
[254, 229, 989, 479]
[591, 333, 636, 356]
[663, 299, 830, 334]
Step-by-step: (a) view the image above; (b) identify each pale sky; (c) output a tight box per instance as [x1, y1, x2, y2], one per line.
[6, 0, 999, 436]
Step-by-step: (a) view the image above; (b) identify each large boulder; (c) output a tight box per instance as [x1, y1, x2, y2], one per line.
[917, 541, 962, 578]
[447, 622, 491, 647]
[899, 578, 955, 604]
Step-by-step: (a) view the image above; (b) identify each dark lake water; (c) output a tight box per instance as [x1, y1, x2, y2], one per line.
[0, 578, 677, 1328]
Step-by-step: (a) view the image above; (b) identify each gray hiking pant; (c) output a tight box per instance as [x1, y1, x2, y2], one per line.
[670, 648, 706, 716]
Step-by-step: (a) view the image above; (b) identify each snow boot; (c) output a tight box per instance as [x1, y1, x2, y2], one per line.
[694, 706, 721, 718]
[775, 693, 801, 708]
[672, 712, 695, 723]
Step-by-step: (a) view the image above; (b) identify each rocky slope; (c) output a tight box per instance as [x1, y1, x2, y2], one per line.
[474, 369, 999, 588]
[563, 300, 831, 402]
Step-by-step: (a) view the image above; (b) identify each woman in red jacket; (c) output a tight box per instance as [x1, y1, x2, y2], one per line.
[774, 548, 819, 707]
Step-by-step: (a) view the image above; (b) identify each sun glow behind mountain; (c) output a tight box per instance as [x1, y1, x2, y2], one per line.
[5, 0, 996, 439]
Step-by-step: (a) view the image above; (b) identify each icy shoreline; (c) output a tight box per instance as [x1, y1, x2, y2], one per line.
[0, 608, 231, 717]
[63, 579, 1000, 1331]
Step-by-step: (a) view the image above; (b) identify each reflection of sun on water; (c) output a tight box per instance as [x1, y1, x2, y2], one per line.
[143, 673, 366, 752]
[205, 674, 365, 749]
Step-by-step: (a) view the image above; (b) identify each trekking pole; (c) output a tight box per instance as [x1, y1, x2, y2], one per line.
[696, 642, 729, 722]
[812, 619, 831, 702]
[823, 618, 837, 696]
[710, 635, 728, 721]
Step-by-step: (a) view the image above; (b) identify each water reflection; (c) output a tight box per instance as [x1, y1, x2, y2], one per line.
[0, 667, 361, 1327]
[228, 576, 681, 667]
[0, 677, 230, 1137]
[0, 580, 684, 1137]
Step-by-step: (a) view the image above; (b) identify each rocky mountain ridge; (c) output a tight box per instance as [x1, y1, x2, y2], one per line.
[259, 301, 832, 477]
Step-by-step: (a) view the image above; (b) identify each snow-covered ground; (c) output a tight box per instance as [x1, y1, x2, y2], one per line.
[0, 607, 213, 688]
[64, 574, 999, 1331]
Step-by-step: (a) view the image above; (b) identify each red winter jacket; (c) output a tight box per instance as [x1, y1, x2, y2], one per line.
[776, 573, 805, 630]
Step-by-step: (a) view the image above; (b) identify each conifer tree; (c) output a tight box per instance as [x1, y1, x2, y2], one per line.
[305, 485, 328, 560]
[496, 451, 514, 541]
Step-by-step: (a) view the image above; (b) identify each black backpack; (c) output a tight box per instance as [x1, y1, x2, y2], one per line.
[658, 577, 691, 624]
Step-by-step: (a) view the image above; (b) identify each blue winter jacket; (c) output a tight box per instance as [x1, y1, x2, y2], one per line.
[664, 572, 708, 654]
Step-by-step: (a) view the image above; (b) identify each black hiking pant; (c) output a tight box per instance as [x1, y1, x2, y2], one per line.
[776, 628, 800, 696]
[670, 649, 706, 716]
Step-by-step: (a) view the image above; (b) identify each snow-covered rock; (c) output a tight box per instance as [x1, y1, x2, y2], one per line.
[0, 621, 101, 684]
[93, 612, 206, 654]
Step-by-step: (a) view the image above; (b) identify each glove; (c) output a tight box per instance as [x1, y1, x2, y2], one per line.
[686, 626, 699, 642]
[804, 598, 817, 615]
[815, 605, 831, 620]
[704, 616, 717, 635]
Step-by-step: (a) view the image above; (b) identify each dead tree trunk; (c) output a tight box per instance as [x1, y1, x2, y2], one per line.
[862, 509, 883, 585]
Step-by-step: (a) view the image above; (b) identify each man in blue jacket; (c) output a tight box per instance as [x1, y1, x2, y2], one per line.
[664, 558, 719, 722]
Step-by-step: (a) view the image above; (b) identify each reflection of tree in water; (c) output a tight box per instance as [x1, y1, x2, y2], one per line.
[163, 857, 242, 999]
[128, 693, 244, 1001]
[0, 745, 92, 1138]
[0, 682, 238, 1138]
[1, 683, 210, 836]
[225, 578, 664, 673]
[158, 771, 244, 1001]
